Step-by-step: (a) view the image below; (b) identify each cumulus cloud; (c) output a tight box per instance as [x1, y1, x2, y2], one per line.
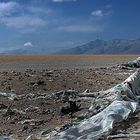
[24, 42, 33, 47]
[91, 5, 112, 17]
[57, 25, 103, 33]
[52, 0, 77, 2]
[0, 1, 47, 33]
[91, 9, 112, 17]
[91, 10, 104, 17]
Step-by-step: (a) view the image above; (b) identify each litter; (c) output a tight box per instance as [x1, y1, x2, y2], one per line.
[52, 90, 77, 101]
[51, 69, 140, 140]
[0, 137, 12, 140]
[122, 57, 140, 68]
[26, 92, 46, 100]
[2, 58, 140, 140]
[0, 92, 19, 101]
[0, 92, 7, 97]
[26, 135, 50, 140]
[78, 89, 97, 97]
[25, 106, 40, 113]
[52, 100, 137, 140]
[12, 109, 26, 115]
[19, 119, 44, 126]
[4, 106, 26, 116]
[26, 130, 58, 140]
[107, 131, 140, 140]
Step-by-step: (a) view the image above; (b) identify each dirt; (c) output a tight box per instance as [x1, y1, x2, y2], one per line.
[0, 55, 139, 139]
[0, 55, 138, 71]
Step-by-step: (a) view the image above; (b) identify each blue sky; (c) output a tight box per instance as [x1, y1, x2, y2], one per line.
[0, 0, 140, 53]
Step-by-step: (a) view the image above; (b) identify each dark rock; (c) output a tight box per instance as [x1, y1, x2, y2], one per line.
[40, 128, 52, 136]
[0, 103, 7, 109]
[30, 80, 45, 86]
[22, 125, 29, 132]
[4, 107, 15, 116]
[60, 123, 73, 131]
[60, 100, 81, 115]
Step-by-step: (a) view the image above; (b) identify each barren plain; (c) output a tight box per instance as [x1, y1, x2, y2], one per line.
[0, 55, 139, 139]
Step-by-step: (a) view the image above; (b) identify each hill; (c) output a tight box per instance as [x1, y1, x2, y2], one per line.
[58, 39, 140, 54]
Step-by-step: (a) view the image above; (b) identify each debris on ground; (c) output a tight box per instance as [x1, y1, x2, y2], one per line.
[51, 69, 140, 139]
[121, 57, 140, 68]
[26, 92, 47, 100]
[60, 99, 81, 115]
[0, 57, 140, 139]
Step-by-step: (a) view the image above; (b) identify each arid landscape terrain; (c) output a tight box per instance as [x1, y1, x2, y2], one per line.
[0, 55, 139, 139]
[0, 55, 138, 71]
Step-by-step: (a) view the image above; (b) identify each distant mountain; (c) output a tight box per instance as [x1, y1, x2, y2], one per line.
[1, 47, 50, 55]
[58, 39, 140, 54]
[1, 49, 29, 55]
[2, 39, 140, 55]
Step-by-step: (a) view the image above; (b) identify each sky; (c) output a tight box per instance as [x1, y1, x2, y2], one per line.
[0, 0, 140, 53]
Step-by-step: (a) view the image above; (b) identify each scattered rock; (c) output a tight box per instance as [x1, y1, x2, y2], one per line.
[60, 100, 81, 115]
[30, 80, 45, 86]
[0, 103, 7, 109]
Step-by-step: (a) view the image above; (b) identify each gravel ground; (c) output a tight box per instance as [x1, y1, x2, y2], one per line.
[0, 55, 139, 139]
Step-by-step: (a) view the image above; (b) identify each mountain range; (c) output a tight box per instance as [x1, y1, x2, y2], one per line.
[1, 39, 140, 54]
[58, 39, 140, 54]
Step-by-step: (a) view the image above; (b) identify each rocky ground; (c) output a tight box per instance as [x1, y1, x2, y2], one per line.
[0, 55, 139, 139]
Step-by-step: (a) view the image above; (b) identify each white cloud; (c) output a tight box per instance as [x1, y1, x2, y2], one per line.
[24, 42, 33, 47]
[52, 0, 77, 2]
[91, 5, 112, 17]
[91, 9, 112, 17]
[0, 1, 18, 17]
[57, 25, 103, 33]
[2, 16, 46, 32]
[91, 10, 104, 17]
[0, 1, 48, 33]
